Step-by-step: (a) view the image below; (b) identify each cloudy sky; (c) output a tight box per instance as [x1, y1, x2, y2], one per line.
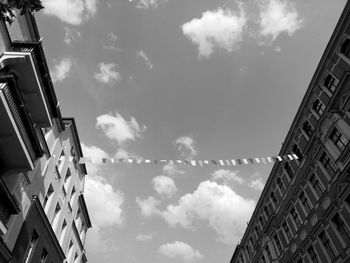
[36, 0, 346, 262]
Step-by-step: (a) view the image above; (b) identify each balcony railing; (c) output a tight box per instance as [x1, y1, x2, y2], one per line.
[0, 76, 42, 174]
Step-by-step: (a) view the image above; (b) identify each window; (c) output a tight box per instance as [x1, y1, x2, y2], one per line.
[309, 174, 325, 198]
[302, 120, 314, 137]
[284, 162, 294, 180]
[65, 168, 71, 184]
[290, 207, 302, 228]
[264, 205, 270, 218]
[245, 245, 251, 258]
[331, 213, 350, 245]
[299, 191, 312, 215]
[60, 220, 67, 244]
[70, 186, 76, 206]
[265, 245, 272, 261]
[270, 191, 278, 207]
[254, 226, 260, 241]
[319, 231, 336, 261]
[43, 184, 54, 209]
[273, 234, 283, 254]
[40, 248, 48, 263]
[74, 253, 78, 262]
[340, 39, 350, 58]
[319, 152, 337, 177]
[52, 203, 61, 227]
[307, 245, 319, 263]
[58, 150, 65, 168]
[293, 144, 303, 162]
[24, 231, 39, 263]
[282, 221, 292, 241]
[312, 99, 326, 116]
[329, 127, 348, 152]
[324, 74, 337, 93]
[259, 215, 265, 227]
[260, 254, 267, 263]
[277, 177, 286, 193]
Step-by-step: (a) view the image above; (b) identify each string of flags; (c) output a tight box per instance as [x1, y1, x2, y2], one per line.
[73, 153, 299, 167]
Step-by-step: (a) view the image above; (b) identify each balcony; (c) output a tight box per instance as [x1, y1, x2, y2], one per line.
[0, 76, 42, 174]
[0, 44, 52, 127]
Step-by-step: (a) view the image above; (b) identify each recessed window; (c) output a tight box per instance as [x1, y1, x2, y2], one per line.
[40, 248, 48, 263]
[307, 245, 319, 263]
[324, 74, 337, 93]
[263, 205, 270, 218]
[308, 174, 325, 199]
[331, 213, 350, 245]
[292, 144, 303, 162]
[302, 120, 314, 137]
[277, 177, 286, 193]
[282, 221, 292, 241]
[24, 231, 39, 263]
[318, 230, 336, 261]
[290, 207, 302, 228]
[43, 184, 54, 209]
[340, 39, 350, 58]
[273, 234, 283, 254]
[265, 245, 272, 262]
[284, 162, 295, 180]
[65, 168, 71, 184]
[312, 99, 326, 116]
[329, 127, 348, 152]
[270, 191, 278, 207]
[58, 150, 65, 167]
[299, 191, 312, 215]
[319, 152, 337, 177]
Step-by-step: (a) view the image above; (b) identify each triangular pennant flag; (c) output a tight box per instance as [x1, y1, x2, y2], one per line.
[154, 160, 158, 164]
[176, 160, 183, 164]
[225, 160, 231, 166]
[276, 156, 283, 161]
[231, 160, 236, 166]
[211, 160, 218, 165]
[287, 155, 293, 160]
[236, 159, 242, 165]
[111, 158, 115, 163]
[267, 157, 273, 163]
[292, 154, 299, 160]
[248, 158, 254, 164]
[219, 160, 225, 166]
[242, 159, 249, 164]
[145, 160, 151, 164]
[128, 159, 134, 163]
[204, 160, 209, 165]
[79, 157, 86, 164]
[255, 158, 260, 163]
[190, 160, 196, 166]
[198, 160, 203, 167]
[184, 160, 190, 165]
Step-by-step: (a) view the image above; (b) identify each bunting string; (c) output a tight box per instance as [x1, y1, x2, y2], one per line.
[72, 153, 299, 167]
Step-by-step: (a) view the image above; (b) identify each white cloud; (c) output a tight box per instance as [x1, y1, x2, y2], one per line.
[136, 196, 160, 217]
[182, 7, 246, 58]
[85, 175, 124, 227]
[42, 0, 97, 25]
[211, 169, 244, 185]
[249, 178, 265, 191]
[137, 50, 153, 70]
[136, 233, 153, 241]
[161, 181, 255, 244]
[94, 62, 121, 85]
[158, 241, 203, 261]
[130, 0, 167, 9]
[152, 175, 177, 198]
[51, 58, 72, 83]
[162, 163, 185, 176]
[96, 112, 146, 145]
[258, 0, 303, 43]
[64, 27, 80, 45]
[175, 136, 197, 159]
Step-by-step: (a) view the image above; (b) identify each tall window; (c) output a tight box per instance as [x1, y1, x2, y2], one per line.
[277, 177, 286, 193]
[64, 168, 71, 185]
[40, 248, 48, 263]
[307, 245, 319, 263]
[331, 213, 350, 245]
[312, 99, 326, 116]
[340, 39, 350, 58]
[24, 231, 39, 263]
[284, 162, 294, 180]
[265, 245, 272, 262]
[299, 191, 312, 215]
[290, 207, 302, 229]
[264, 205, 270, 218]
[293, 144, 303, 162]
[319, 152, 337, 177]
[273, 234, 283, 255]
[309, 174, 325, 198]
[58, 150, 65, 168]
[318, 230, 336, 261]
[282, 221, 292, 241]
[52, 203, 61, 228]
[329, 127, 348, 152]
[302, 120, 314, 137]
[270, 191, 278, 208]
[43, 184, 54, 210]
[324, 74, 337, 93]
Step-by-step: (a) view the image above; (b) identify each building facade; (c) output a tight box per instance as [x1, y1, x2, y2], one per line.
[230, 2, 350, 263]
[0, 10, 91, 263]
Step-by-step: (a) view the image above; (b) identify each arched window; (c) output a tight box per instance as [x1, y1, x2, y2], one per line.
[340, 39, 350, 58]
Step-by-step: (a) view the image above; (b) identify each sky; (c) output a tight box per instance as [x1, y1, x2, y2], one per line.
[35, 0, 347, 262]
